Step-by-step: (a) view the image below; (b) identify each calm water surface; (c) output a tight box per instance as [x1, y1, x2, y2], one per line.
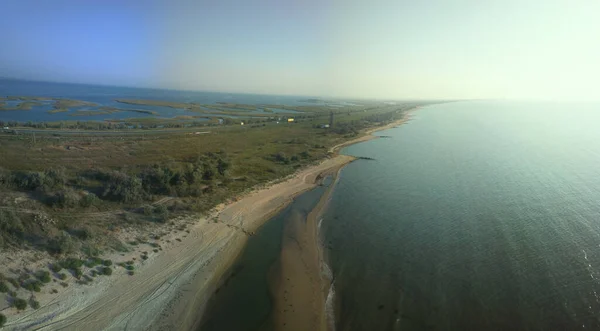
[0, 79, 316, 122]
[323, 101, 600, 330]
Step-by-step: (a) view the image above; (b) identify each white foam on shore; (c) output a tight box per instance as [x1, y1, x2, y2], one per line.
[325, 280, 337, 331]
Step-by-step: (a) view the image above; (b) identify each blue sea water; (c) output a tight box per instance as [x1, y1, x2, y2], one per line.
[0, 79, 316, 122]
[322, 101, 600, 330]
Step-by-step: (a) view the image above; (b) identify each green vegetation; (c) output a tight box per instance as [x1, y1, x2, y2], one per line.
[0, 313, 6, 327]
[30, 298, 40, 309]
[13, 297, 27, 310]
[100, 267, 113, 276]
[22, 280, 42, 292]
[0, 281, 8, 292]
[0, 99, 432, 259]
[35, 270, 51, 283]
[57, 273, 67, 280]
[50, 263, 63, 273]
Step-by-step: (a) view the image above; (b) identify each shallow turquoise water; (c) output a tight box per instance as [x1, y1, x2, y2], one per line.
[323, 101, 600, 330]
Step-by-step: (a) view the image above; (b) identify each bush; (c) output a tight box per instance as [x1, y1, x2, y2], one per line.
[44, 167, 66, 189]
[13, 297, 27, 310]
[58, 273, 67, 280]
[0, 210, 25, 243]
[100, 267, 112, 276]
[79, 193, 98, 207]
[50, 263, 62, 273]
[48, 233, 76, 255]
[30, 298, 40, 309]
[102, 259, 112, 267]
[35, 270, 51, 283]
[102, 171, 144, 203]
[125, 265, 134, 271]
[0, 281, 8, 292]
[12, 171, 45, 191]
[51, 189, 80, 208]
[61, 257, 84, 270]
[7, 278, 19, 289]
[0, 313, 5, 327]
[22, 281, 41, 292]
[73, 268, 83, 279]
[143, 205, 153, 216]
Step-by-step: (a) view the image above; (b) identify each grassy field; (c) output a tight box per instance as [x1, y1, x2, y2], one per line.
[0, 100, 430, 257]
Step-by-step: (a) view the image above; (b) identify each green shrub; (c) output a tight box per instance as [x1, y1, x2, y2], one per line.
[84, 257, 102, 268]
[22, 281, 41, 292]
[7, 278, 19, 289]
[102, 171, 144, 203]
[0, 281, 8, 293]
[51, 189, 80, 208]
[73, 268, 83, 279]
[100, 267, 112, 276]
[102, 259, 112, 266]
[13, 297, 27, 310]
[57, 273, 67, 280]
[125, 265, 134, 271]
[48, 233, 76, 255]
[80, 193, 98, 207]
[30, 298, 40, 309]
[154, 204, 168, 216]
[36, 270, 51, 283]
[61, 257, 83, 270]
[142, 205, 153, 216]
[0, 313, 6, 327]
[50, 263, 62, 273]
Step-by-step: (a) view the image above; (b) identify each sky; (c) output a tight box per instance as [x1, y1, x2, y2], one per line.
[1, 0, 599, 101]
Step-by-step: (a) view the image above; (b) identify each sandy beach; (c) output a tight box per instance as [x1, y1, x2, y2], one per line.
[269, 164, 343, 331]
[1, 112, 413, 331]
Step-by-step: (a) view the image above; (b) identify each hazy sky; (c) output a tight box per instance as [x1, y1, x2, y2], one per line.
[1, 0, 599, 100]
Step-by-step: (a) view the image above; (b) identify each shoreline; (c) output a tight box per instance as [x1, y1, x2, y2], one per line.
[1, 109, 416, 330]
[269, 110, 416, 331]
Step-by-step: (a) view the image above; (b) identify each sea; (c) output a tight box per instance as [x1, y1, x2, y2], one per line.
[323, 100, 600, 330]
[0, 79, 322, 123]
[202, 100, 600, 331]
